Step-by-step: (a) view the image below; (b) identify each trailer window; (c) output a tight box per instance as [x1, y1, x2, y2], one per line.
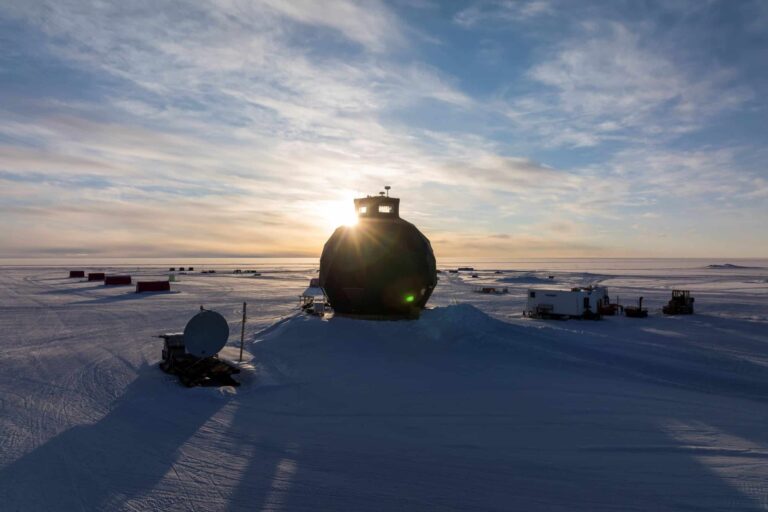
[529, 291, 536, 298]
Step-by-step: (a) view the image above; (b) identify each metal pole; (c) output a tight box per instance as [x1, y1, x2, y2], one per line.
[239, 302, 246, 362]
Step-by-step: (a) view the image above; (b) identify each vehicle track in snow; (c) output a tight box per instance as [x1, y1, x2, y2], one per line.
[3, 262, 768, 511]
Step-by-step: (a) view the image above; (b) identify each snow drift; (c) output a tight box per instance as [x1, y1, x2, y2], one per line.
[2, 265, 768, 511]
[497, 273, 553, 284]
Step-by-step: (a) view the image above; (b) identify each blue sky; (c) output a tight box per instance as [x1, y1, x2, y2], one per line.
[1, 0, 766, 258]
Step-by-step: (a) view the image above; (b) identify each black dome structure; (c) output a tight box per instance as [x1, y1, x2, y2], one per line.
[319, 190, 437, 318]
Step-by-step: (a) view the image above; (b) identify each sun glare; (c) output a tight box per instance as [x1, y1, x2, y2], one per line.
[325, 200, 358, 228]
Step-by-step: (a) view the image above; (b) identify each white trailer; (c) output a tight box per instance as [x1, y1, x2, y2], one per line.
[525, 286, 608, 319]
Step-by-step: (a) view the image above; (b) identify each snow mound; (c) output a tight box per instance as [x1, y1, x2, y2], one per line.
[254, 304, 519, 355]
[706, 263, 761, 269]
[497, 274, 553, 284]
[250, 304, 768, 401]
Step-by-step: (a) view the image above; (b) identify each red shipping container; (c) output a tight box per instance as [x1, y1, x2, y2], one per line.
[136, 281, 171, 293]
[105, 275, 132, 286]
[69, 270, 85, 278]
[87, 272, 105, 281]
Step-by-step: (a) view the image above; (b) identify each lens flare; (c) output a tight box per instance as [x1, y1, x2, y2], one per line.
[325, 200, 358, 228]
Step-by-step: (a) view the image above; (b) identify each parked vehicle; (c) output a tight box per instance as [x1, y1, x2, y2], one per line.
[525, 286, 607, 319]
[663, 290, 694, 315]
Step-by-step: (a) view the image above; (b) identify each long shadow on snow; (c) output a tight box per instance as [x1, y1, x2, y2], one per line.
[38, 283, 109, 295]
[219, 305, 765, 511]
[0, 364, 228, 511]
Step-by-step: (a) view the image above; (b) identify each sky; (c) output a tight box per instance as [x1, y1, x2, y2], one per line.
[1, 0, 767, 259]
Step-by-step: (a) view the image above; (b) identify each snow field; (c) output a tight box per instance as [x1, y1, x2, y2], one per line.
[0, 262, 767, 511]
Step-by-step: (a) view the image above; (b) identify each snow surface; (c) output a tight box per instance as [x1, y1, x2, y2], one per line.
[496, 273, 554, 284]
[706, 264, 764, 270]
[1, 261, 768, 511]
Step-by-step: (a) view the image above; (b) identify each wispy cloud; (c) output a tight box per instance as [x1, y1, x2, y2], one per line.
[507, 21, 754, 147]
[258, 0, 405, 52]
[0, 0, 766, 258]
[454, 0, 553, 27]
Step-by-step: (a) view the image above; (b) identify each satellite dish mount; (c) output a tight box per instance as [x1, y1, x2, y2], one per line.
[158, 309, 241, 387]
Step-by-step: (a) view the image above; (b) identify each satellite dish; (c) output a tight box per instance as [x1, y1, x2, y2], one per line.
[183, 310, 229, 358]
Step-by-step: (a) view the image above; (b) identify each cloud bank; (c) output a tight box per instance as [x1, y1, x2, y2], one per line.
[0, 0, 766, 258]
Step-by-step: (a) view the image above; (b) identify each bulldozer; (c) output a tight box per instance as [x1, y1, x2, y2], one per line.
[663, 290, 694, 315]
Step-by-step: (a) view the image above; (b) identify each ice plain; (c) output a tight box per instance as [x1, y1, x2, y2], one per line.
[1, 259, 767, 511]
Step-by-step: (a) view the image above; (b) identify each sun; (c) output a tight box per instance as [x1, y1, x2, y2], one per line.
[324, 199, 358, 228]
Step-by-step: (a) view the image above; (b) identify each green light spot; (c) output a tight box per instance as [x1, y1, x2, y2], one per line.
[405, 294, 415, 303]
